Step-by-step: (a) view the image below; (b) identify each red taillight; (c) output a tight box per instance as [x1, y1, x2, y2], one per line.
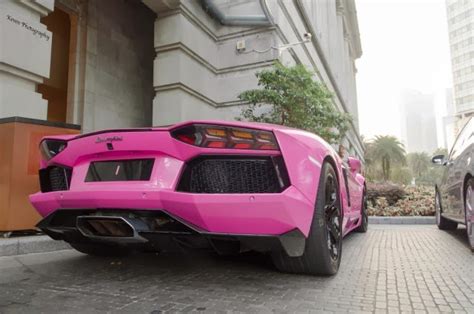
[207, 141, 226, 148]
[233, 143, 252, 149]
[171, 124, 279, 150]
[259, 144, 276, 150]
[177, 134, 195, 144]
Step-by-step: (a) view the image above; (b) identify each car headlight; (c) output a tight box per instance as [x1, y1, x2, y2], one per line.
[40, 139, 67, 161]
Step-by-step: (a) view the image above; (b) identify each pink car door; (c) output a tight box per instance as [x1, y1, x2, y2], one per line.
[347, 157, 363, 215]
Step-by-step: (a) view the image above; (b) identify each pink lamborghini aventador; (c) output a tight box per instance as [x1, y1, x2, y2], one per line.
[30, 120, 367, 275]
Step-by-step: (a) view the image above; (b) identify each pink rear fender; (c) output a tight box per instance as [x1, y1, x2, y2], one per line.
[274, 129, 350, 224]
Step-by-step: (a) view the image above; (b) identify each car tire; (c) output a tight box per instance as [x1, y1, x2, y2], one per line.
[463, 178, 474, 251]
[271, 161, 342, 276]
[355, 188, 368, 233]
[69, 242, 131, 257]
[435, 189, 458, 230]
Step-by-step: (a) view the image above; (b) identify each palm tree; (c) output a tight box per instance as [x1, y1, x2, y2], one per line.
[407, 152, 430, 179]
[371, 136, 406, 181]
[363, 140, 380, 181]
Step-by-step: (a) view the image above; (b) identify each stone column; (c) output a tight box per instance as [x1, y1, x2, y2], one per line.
[0, 0, 54, 119]
[142, 0, 277, 126]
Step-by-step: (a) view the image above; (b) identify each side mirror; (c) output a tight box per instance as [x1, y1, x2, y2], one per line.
[348, 157, 361, 174]
[431, 155, 445, 165]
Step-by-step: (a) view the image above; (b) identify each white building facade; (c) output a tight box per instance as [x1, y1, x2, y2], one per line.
[445, 0, 474, 141]
[442, 88, 457, 149]
[0, 0, 364, 159]
[446, 0, 474, 117]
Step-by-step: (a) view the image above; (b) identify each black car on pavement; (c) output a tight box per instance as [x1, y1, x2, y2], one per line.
[432, 117, 474, 251]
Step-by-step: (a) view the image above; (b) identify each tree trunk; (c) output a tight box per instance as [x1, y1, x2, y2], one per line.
[382, 157, 390, 181]
[387, 159, 391, 181]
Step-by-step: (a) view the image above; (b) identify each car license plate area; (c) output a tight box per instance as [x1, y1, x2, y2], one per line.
[85, 159, 154, 182]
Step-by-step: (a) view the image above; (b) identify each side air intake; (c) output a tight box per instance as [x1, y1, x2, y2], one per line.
[39, 166, 72, 192]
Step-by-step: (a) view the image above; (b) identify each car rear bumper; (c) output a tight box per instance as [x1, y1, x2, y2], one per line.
[35, 206, 308, 257]
[29, 186, 314, 237]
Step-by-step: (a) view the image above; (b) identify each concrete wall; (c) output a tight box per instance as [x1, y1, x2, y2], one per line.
[0, 0, 54, 119]
[38, 7, 70, 122]
[300, 0, 360, 129]
[266, 0, 363, 157]
[0, 0, 363, 159]
[144, 0, 364, 158]
[145, 0, 278, 126]
[81, 0, 155, 133]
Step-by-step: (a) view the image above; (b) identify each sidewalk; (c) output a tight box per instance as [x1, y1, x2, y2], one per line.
[0, 216, 436, 257]
[1, 225, 472, 313]
[0, 235, 70, 257]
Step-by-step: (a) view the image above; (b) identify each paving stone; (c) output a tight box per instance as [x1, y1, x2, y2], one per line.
[0, 225, 472, 313]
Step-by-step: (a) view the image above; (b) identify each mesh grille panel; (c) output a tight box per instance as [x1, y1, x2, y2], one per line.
[39, 166, 71, 192]
[49, 167, 69, 191]
[179, 157, 282, 193]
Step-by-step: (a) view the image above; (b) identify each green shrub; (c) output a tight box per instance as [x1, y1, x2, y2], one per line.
[238, 63, 351, 144]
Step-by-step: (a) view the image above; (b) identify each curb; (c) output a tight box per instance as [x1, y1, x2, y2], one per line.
[0, 235, 71, 257]
[369, 216, 435, 225]
[0, 217, 436, 257]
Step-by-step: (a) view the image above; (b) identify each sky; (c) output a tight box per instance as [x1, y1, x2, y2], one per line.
[355, 0, 452, 142]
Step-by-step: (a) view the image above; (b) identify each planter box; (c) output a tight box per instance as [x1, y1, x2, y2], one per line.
[0, 117, 80, 232]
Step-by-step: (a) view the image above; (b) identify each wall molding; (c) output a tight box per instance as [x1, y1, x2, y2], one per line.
[159, 4, 276, 43]
[154, 3, 275, 111]
[18, 0, 52, 16]
[0, 62, 44, 84]
[155, 42, 275, 75]
[155, 82, 247, 108]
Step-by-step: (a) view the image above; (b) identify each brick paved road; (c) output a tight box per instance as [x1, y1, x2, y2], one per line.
[0, 225, 473, 313]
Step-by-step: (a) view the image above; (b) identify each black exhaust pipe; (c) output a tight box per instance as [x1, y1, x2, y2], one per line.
[76, 216, 148, 243]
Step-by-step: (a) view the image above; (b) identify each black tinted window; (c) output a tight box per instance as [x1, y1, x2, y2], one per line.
[450, 117, 474, 160]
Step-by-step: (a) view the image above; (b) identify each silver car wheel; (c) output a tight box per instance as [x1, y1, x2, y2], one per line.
[435, 191, 441, 226]
[465, 184, 474, 249]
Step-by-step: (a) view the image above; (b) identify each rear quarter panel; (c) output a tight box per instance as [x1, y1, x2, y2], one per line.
[274, 128, 354, 235]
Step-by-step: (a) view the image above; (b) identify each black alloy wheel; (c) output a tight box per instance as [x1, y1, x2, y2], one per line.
[271, 162, 342, 275]
[324, 174, 342, 260]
